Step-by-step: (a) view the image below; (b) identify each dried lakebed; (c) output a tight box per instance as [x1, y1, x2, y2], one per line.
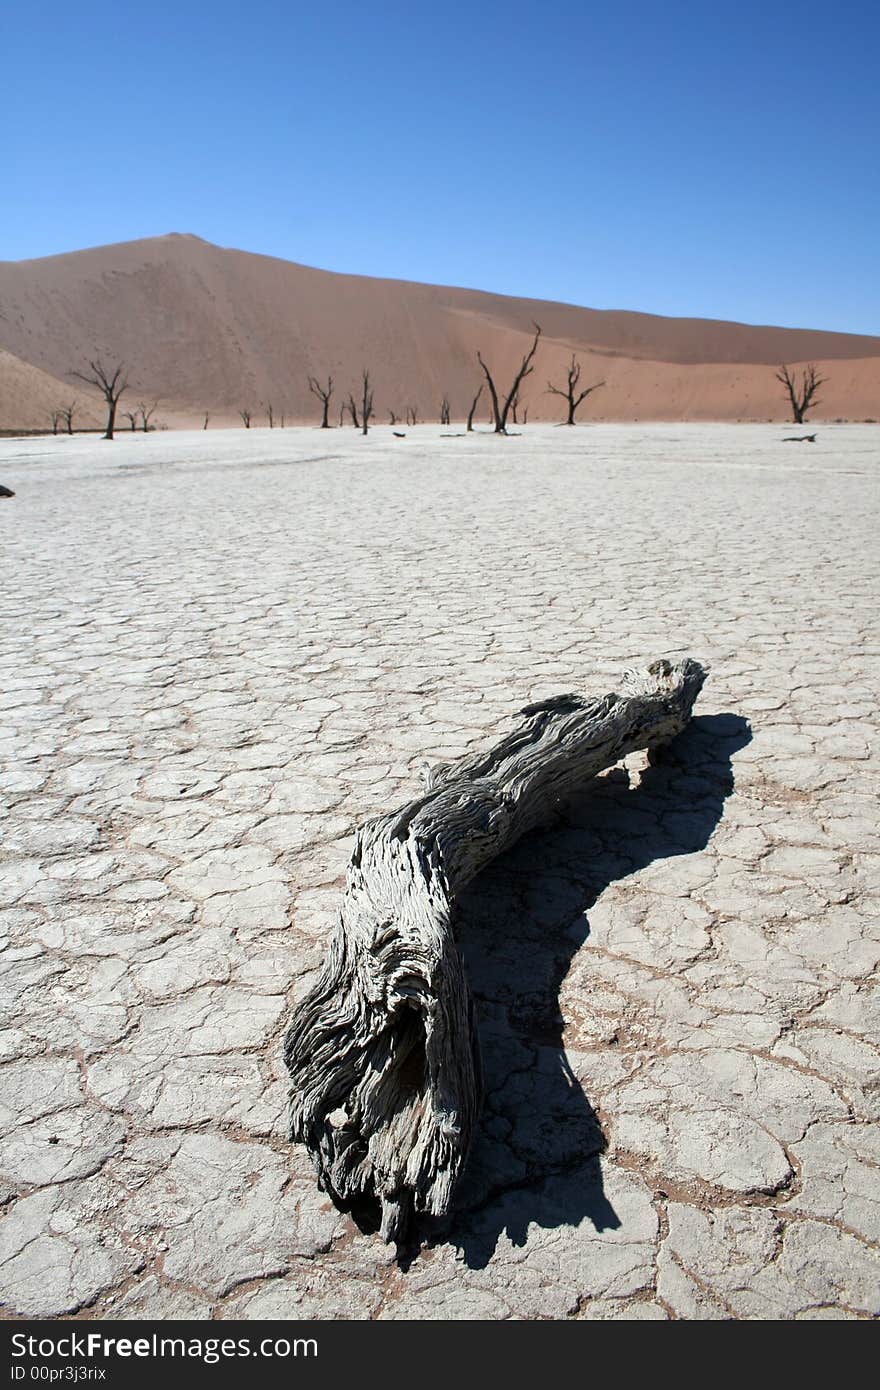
[1, 423, 878, 1320]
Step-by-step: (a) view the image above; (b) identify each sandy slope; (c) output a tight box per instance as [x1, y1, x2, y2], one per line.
[0, 349, 103, 433]
[1, 234, 878, 427]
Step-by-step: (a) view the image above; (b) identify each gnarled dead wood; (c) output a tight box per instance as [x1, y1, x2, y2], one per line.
[284, 657, 707, 1243]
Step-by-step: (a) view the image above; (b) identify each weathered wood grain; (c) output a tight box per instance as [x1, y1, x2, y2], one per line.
[284, 657, 707, 1242]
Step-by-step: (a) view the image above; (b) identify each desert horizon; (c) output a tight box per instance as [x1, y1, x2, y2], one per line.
[1, 232, 878, 433]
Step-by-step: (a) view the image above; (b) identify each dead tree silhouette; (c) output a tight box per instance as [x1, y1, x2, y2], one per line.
[776, 364, 826, 424]
[547, 355, 605, 425]
[477, 323, 541, 434]
[466, 384, 484, 432]
[308, 375, 334, 428]
[70, 359, 128, 440]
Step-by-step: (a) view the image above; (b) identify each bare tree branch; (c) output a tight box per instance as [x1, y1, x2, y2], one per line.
[307, 375, 334, 428]
[70, 358, 129, 440]
[775, 363, 826, 424]
[360, 369, 374, 436]
[466, 383, 483, 432]
[477, 323, 542, 434]
[547, 355, 605, 425]
[138, 401, 159, 433]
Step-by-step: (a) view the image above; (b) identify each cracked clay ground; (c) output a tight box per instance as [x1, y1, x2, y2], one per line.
[1, 422, 878, 1321]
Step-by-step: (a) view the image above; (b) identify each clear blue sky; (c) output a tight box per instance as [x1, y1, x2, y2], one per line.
[5, 0, 878, 333]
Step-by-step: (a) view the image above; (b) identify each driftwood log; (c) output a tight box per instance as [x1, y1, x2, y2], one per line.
[285, 657, 707, 1242]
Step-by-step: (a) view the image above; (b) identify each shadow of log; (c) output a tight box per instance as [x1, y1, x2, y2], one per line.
[440, 711, 752, 1269]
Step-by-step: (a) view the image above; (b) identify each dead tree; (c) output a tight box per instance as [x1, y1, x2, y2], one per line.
[61, 402, 77, 435]
[466, 384, 483, 431]
[477, 323, 541, 434]
[359, 369, 374, 436]
[307, 375, 334, 428]
[266, 402, 275, 429]
[776, 363, 826, 424]
[406, 405, 420, 426]
[285, 656, 707, 1243]
[70, 359, 128, 440]
[389, 409, 400, 425]
[547, 355, 605, 425]
[203, 412, 210, 430]
[138, 401, 158, 432]
[122, 409, 139, 431]
[239, 408, 253, 428]
[346, 395, 361, 430]
[50, 409, 63, 435]
[440, 395, 451, 426]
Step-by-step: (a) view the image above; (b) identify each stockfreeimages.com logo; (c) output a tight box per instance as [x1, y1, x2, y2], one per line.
[11, 1333, 317, 1370]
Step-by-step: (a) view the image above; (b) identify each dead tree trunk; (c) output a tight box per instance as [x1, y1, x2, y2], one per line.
[62, 402, 77, 436]
[775, 363, 826, 424]
[308, 375, 334, 428]
[285, 656, 707, 1244]
[70, 359, 128, 440]
[440, 395, 451, 426]
[547, 355, 605, 425]
[466, 384, 483, 431]
[347, 395, 360, 430]
[477, 323, 541, 434]
[138, 401, 158, 432]
[360, 369, 374, 436]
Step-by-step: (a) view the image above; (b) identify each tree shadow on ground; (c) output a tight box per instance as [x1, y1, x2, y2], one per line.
[437, 711, 752, 1269]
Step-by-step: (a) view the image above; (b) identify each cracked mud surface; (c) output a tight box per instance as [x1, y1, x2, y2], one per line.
[1, 422, 878, 1320]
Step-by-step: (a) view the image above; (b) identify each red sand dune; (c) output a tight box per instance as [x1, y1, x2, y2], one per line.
[1, 233, 877, 429]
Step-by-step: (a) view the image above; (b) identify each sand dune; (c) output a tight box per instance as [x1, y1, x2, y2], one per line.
[1, 233, 878, 428]
[0, 349, 103, 434]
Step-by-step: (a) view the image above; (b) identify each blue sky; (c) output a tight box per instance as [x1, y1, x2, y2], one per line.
[5, 0, 878, 333]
